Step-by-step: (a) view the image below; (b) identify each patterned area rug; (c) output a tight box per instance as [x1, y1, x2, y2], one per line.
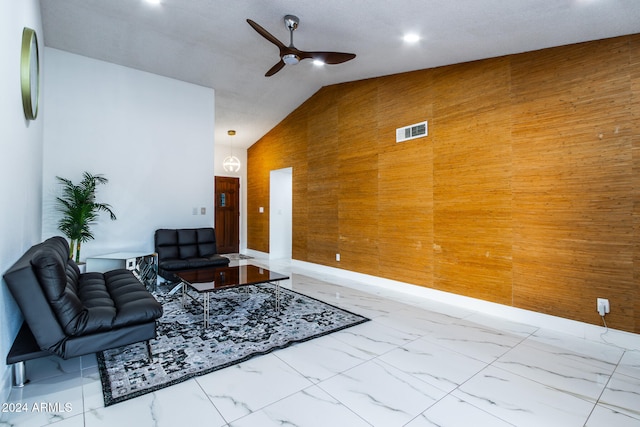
[97, 283, 368, 406]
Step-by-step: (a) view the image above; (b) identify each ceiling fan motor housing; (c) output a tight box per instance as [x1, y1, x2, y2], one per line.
[284, 15, 299, 31]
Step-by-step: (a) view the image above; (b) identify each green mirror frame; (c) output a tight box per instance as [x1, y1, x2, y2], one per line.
[20, 27, 40, 121]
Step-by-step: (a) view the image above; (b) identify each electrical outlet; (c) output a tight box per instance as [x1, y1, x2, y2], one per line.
[597, 298, 610, 316]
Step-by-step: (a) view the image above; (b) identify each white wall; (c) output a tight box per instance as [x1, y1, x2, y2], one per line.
[0, 0, 44, 401]
[214, 143, 248, 252]
[42, 49, 216, 258]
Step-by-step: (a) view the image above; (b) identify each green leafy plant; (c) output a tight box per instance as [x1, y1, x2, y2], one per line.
[56, 172, 117, 262]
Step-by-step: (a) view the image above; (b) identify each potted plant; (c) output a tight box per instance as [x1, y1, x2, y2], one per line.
[55, 172, 117, 263]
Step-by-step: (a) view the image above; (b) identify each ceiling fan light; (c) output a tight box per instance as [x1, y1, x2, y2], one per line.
[283, 54, 300, 65]
[313, 59, 325, 66]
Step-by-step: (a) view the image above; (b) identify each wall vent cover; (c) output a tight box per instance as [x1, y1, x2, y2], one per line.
[396, 121, 428, 143]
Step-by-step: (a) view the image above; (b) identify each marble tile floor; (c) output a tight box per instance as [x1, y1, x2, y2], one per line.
[2, 258, 639, 427]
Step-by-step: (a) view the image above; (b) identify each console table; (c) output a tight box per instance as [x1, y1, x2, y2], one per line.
[86, 252, 157, 290]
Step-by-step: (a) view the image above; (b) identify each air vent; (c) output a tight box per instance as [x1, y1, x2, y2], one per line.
[396, 121, 428, 143]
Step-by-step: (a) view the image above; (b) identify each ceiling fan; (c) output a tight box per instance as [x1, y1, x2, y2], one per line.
[247, 15, 356, 77]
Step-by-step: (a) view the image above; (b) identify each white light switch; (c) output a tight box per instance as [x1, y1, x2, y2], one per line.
[200, 207, 206, 215]
[259, 207, 264, 213]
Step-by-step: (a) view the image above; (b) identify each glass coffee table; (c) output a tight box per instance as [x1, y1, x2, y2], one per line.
[176, 264, 289, 328]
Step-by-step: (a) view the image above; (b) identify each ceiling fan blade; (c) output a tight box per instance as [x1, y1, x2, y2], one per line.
[247, 19, 286, 50]
[301, 51, 356, 64]
[265, 60, 286, 77]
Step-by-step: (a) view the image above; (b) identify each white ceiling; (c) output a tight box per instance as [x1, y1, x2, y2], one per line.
[40, 0, 640, 149]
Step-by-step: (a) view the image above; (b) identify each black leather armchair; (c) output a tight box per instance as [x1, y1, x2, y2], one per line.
[154, 228, 230, 281]
[3, 236, 163, 386]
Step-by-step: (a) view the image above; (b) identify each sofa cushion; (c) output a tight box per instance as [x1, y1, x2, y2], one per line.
[74, 270, 162, 334]
[177, 229, 198, 259]
[31, 248, 67, 301]
[190, 257, 227, 268]
[197, 228, 217, 256]
[158, 259, 190, 271]
[155, 229, 179, 260]
[76, 272, 118, 334]
[103, 269, 163, 327]
[31, 248, 86, 336]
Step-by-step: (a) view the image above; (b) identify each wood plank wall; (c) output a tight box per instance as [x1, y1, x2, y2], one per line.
[247, 34, 640, 333]
[631, 35, 640, 333]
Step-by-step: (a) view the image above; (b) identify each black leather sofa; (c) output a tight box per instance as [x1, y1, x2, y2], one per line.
[3, 236, 163, 386]
[154, 228, 230, 281]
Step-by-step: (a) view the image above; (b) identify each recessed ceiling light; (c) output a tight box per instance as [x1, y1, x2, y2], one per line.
[145, 0, 161, 5]
[403, 33, 420, 43]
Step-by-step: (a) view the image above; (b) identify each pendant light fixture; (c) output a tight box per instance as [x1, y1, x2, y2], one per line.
[222, 130, 241, 172]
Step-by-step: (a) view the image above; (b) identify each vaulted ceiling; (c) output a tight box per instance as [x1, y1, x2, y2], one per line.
[40, 0, 640, 149]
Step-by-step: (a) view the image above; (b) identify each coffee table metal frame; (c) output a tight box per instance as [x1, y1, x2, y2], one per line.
[176, 264, 289, 328]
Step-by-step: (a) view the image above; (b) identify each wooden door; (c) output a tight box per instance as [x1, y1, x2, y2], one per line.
[215, 176, 240, 254]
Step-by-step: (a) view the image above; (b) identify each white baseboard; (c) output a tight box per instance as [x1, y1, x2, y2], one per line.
[291, 259, 640, 351]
